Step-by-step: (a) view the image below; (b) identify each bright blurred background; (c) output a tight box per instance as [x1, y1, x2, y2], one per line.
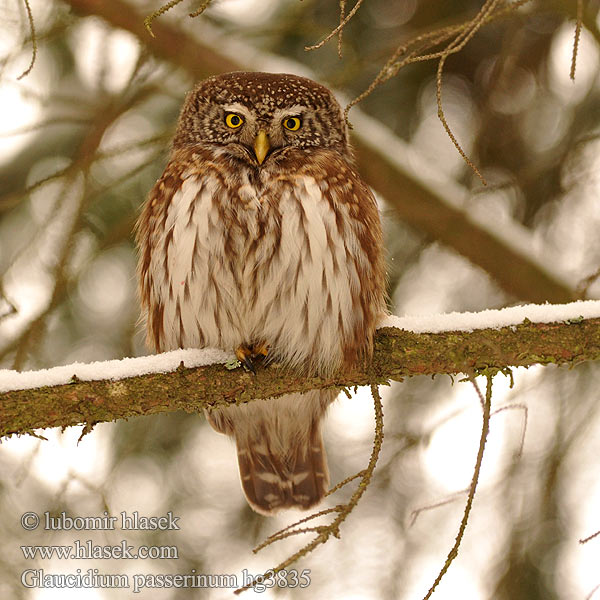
[1, 1, 600, 598]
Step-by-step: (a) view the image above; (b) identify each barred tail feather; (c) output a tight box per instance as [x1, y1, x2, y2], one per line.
[205, 390, 334, 515]
[236, 418, 330, 515]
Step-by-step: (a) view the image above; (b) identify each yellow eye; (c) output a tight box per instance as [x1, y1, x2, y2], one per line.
[283, 116, 302, 131]
[225, 113, 244, 128]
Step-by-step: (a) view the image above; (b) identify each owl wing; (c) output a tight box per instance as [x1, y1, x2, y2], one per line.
[136, 150, 243, 353]
[136, 159, 178, 352]
[295, 151, 387, 369]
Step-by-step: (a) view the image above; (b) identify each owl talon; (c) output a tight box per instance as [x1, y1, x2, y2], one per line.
[236, 345, 257, 374]
[242, 357, 256, 374]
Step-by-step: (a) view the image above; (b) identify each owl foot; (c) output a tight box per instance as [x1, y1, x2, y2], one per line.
[252, 342, 269, 359]
[235, 343, 270, 374]
[236, 345, 256, 374]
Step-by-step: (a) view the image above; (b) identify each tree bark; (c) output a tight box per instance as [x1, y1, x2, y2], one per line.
[2, 318, 599, 439]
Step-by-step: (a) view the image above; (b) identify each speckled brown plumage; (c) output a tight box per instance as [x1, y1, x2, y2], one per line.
[136, 72, 386, 515]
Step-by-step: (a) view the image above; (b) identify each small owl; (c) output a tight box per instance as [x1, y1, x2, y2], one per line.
[136, 72, 386, 515]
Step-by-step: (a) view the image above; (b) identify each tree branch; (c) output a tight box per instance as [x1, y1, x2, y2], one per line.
[2, 318, 599, 439]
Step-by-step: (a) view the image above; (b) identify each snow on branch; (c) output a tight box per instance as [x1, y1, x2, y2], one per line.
[1, 301, 599, 440]
[380, 299, 600, 333]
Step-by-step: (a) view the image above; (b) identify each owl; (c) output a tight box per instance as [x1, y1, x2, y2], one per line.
[136, 72, 386, 515]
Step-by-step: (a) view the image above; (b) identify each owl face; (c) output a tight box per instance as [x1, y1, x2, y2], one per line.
[172, 72, 350, 166]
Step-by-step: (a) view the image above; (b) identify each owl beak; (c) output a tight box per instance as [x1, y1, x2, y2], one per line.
[253, 130, 270, 165]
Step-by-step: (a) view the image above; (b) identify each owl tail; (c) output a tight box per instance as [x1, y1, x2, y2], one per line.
[236, 415, 330, 516]
[205, 390, 333, 516]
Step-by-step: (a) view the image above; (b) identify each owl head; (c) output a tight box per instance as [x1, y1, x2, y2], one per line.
[172, 72, 350, 165]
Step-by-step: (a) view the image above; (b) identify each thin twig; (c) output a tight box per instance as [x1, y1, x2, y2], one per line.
[491, 403, 528, 460]
[305, 0, 365, 51]
[189, 0, 211, 19]
[344, 0, 534, 178]
[17, 0, 37, 80]
[144, 0, 185, 37]
[252, 506, 343, 553]
[586, 582, 600, 600]
[410, 394, 527, 528]
[337, 0, 347, 59]
[409, 489, 469, 527]
[0, 285, 18, 322]
[1, 132, 166, 213]
[144, 0, 213, 35]
[234, 383, 384, 595]
[433, 0, 503, 184]
[571, 0, 584, 80]
[345, 0, 534, 119]
[577, 265, 600, 298]
[422, 375, 493, 600]
[325, 469, 366, 497]
[580, 529, 600, 545]
[253, 525, 328, 548]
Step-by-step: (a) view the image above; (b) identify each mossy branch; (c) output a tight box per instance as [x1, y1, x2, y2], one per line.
[2, 318, 599, 439]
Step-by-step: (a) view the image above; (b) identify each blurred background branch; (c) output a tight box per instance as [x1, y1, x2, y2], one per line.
[62, 0, 579, 305]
